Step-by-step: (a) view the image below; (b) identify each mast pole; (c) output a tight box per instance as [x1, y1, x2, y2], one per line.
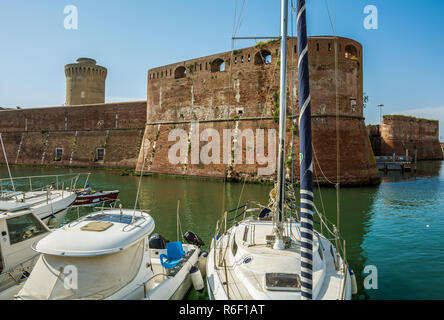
[0, 133, 16, 192]
[274, 0, 289, 250]
[296, 0, 314, 300]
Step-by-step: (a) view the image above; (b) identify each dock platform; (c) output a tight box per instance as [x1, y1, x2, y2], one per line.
[375, 156, 416, 172]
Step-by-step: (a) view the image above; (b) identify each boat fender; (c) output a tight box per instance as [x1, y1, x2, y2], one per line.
[190, 266, 204, 293]
[349, 267, 358, 295]
[198, 251, 208, 278]
[184, 231, 205, 247]
[47, 215, 58, 229]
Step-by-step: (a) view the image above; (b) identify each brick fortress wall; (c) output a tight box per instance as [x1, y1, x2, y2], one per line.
[137, 37, 380, 185]
[369, 115, 443, 160]
[0, 101, 146, 168]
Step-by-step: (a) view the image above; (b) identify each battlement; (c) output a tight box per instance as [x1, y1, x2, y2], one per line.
[145, 36, 364, 124]
[368, 115, 443, 160]
[148, 36, 362, 81]
[65, 58, 107, 106]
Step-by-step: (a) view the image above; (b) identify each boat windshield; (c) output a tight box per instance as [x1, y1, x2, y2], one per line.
[6, 213, 47, 245]
[17, 240, 144, 300]
[84, 213, 143, 225]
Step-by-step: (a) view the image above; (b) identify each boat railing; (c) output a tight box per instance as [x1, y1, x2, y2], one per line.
[65, 199, 120, 228]
[0, 172, 91, 197]
[141, 273, 172, 298]
[212, 200, 350, 298]
[1, 252, 40, 285]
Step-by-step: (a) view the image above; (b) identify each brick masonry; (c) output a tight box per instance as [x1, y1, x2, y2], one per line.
[137, 37, 380, 185]
[368, 115, 443, 160]
[0, 101, 146, 168]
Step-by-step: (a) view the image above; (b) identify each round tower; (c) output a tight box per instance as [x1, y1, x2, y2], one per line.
[65, 58, 107, 106]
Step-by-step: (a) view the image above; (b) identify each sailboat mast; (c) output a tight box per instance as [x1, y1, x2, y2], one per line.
[296, 0, 314, 300]
[0, 133, 16, 192]
[274, 0, 289, 250]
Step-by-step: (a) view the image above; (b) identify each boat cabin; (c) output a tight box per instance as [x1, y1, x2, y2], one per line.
[16, 209, 202, 300]
[17, 210, 156, 299]
[0, 209, 50, 292]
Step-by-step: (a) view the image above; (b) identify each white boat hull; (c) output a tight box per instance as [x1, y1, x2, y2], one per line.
[31, 191, 76, 220]
[206, 218, 352, 300]
[14, 209, 204, 300]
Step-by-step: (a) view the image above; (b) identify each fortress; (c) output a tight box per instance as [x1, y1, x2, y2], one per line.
[368, 115, 443, 160]
[7, 36, 442, 185]
[65, 58, 107, 106]
[0, 58, 145, 169]
[136, 37, 380, 185]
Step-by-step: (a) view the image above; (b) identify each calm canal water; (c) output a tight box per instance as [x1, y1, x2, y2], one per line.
[1, 160, 443, 300]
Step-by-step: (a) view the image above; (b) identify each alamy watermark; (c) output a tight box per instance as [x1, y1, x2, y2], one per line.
[63, 265, 78, 290]
[363, 265, 378, 290]
[363, 5, 378, 30]
[166, 122, 277, 176]
[64, 5, 78, 30]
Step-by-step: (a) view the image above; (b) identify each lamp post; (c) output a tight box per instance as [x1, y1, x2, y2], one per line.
[378, 104, 384, 125]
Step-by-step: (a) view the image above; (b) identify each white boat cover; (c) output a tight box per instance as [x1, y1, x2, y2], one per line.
[0, 201, 32, 212]
[17, 240, 144, 300]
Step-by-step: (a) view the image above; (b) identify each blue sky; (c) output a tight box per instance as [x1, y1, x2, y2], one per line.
[0, 0, 443, 139]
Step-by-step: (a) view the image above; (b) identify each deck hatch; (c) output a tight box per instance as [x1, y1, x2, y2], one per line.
[81, 221, 113, 232]
[84, 213, 142, 224]
[264, 273, 301, 291]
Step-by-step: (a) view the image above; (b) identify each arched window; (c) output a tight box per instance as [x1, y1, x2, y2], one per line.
[254, 50, 271, 65]
[174, 66, 186, 79]
[211, 58, 225, 72]
[345, 45, 358, 60]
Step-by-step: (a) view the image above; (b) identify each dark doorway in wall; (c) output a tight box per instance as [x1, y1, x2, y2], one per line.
[254, 50, 272, 65]
[174, 66, 186, 79]
[345, 45, 358, 59]
[211, 59, 225, 72]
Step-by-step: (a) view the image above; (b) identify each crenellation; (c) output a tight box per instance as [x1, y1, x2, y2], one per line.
[137, 36, 379, 185]
[65, 58, 107, 105]
[368, 115, 443, 160]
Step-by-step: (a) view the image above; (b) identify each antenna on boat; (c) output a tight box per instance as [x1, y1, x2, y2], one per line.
[296, 0, 314, 300]
[0, 133, 16, 192]
[273, 0, 289, 251]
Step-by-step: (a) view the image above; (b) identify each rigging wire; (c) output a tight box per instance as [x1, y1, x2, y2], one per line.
[230, 0, 282, 223]
[133, 141, 148, 216]
[323, 0, 346, 259]
[324, 0, 336, 35]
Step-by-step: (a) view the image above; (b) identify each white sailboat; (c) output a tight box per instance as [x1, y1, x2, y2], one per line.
[0, 188, 76, 224]
[0, 134, 77, 225]
[15, 208, 206, 300]
[206, 0, 355, 300]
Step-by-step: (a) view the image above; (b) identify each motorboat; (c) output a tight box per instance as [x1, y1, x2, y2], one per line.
[15, 208, 206, 300]
[73, 189, 119, 206]
[0, 208, 51, 299]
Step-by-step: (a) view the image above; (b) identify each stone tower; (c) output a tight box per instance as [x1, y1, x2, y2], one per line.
[65, 58, 107, 105]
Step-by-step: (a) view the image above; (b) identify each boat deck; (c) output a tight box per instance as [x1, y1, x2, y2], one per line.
[215, 259, 253, 300]
[209, 219, 351, 300]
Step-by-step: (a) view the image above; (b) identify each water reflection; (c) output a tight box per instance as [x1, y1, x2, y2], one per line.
[380, 160, 442, 184]
[1, 161, 443, 299]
